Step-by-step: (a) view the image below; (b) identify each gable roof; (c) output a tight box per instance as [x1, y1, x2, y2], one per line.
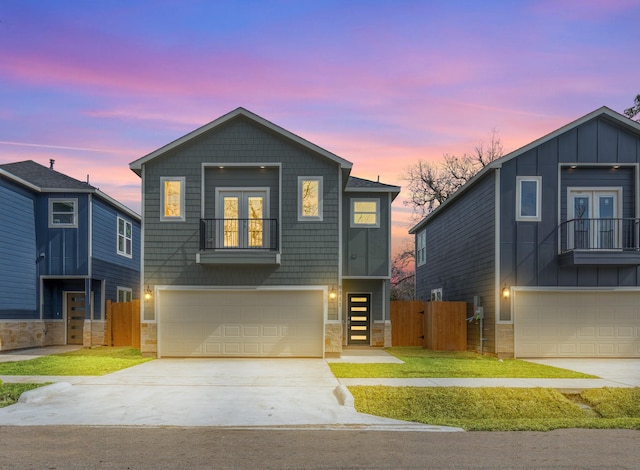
[129, 107, 354, 176]
[409, 106, 640, 234]
[0, 160, 96, 191]
[0, 160, 140, 221]
[346, 176, 401, 201]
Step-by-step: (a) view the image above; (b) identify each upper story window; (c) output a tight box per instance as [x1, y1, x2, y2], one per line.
[416, 230, 426, 267]
[117, 216, 132, 257]
[430, 288, 443, 301]
[351, 199, 379, 228]
[298, 176, 323, 221]
[49, 199, 78, 228]
[516, 176, 542, 221]
[161, 177, 186, 221]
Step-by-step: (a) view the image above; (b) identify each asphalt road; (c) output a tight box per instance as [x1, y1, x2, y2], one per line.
[1, 426, 638, 469]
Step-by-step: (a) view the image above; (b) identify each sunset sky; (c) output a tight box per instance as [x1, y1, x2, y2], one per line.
[2, 0, 639, 254]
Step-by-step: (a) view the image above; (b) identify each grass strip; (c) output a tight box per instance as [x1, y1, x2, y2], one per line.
[0, 347, 152, 376]
[330, 347, 595, 378]
[349, 386, 640, 431]
[0, 383, 46, 407]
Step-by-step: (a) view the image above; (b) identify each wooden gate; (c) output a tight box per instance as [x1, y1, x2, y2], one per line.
[105, 299, 141, 348]
[390, 300, 425, 346]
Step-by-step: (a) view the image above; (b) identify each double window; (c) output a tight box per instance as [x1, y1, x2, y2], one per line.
[117, 287, 132, 303]
[298, 177, 323, 221]
[49, 199, 77, 227]
[117, 217, 132, 257]
[351, 199, 379, 228]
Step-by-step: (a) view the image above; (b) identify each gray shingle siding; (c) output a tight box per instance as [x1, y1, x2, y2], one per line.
[142, 116, 340, 318]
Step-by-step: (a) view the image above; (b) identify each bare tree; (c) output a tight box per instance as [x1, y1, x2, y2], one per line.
[624, 94, 640, 122]
[403, 129, 503, 220]
[390, 240, 415, 300]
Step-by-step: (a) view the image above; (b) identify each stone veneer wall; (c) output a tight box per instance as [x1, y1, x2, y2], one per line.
[44, 321, 65, 346]
[0, 322, 45, 351]
[324, 322, 343, 357]
[371, 321, 392, 347]
[83, 321, 106, 347]
[140, 322, 158, 356]
[496, 323, 514, 359]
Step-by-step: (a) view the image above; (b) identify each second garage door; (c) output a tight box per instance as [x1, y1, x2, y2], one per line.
[514, 290, 640, 358]
[158, 289, 324, 357]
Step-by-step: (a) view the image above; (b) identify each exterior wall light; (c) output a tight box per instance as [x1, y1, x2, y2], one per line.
[329, 287, 337, 301]
[501, 285, 510, 299]
[144, 286, 152, 301]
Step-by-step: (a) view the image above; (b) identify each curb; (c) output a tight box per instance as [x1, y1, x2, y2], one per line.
[19, 382, 72, 403]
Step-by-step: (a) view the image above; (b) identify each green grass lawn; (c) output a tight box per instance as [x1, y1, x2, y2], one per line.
[350, 386, 640, 431]
[0, 347, 153, 376]
[0, 383, 46, 407]
[329, 347, 596, 378]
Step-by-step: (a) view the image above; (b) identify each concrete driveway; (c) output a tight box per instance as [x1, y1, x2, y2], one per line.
[0, 357, 457, 430]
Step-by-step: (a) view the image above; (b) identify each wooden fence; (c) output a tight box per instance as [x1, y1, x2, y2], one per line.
[391, 300, 467, 350]
[390, 300, 425, 346]
[105, 299, 141, 348]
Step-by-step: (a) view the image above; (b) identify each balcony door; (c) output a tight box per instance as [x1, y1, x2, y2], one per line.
[569, 189, 620, 250]
[217, 190, 269, 249]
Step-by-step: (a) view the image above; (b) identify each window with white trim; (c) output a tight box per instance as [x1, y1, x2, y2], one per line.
[160, 177, 185, 221]
[516, 176, 542, 221]
[117, 286, 132, 303]
[416, 230, 426, 267]
[117, 216, 132, 257]
[298, 176, 323, 221]
[49, 199, 78, 227]
[351, 198, 379, 228]
[430, 288, 443, 301]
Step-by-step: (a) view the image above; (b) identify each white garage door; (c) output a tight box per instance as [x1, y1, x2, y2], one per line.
[515, 290, 640, 357]
[158, 289, 324, 357]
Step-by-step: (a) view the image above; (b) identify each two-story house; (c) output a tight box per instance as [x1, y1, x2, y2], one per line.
[410, 107, 640, 358]
[129, 107, 400, 357]
[0, 160, 141, 350]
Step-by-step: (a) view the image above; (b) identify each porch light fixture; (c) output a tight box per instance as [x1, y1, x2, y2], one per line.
[501, 285, 510, 299]
[329, 287, 337, 301]
[144, 286, 152, 301]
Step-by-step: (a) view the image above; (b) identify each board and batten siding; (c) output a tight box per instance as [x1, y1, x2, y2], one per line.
[142, 117, 340, 321]
[342, 192, 391, 277]
[500, 115, 640, 298]
[416, 172, 496, 353]
[0, 183, 38, 318]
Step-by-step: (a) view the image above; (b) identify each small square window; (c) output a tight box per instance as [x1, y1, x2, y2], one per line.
[117, 287, 132, 303]
[430, 288, 443, 302]
[49, 199, 78, 227]
[117, 216, 132, 257]
[161, 177, 185, 221]
[298, 177, 323, 221]
[351, 199, 379, 228]
[516, 176, 541, 221]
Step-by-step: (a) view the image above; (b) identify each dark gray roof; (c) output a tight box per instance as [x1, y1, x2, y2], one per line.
[0, 160, 95, 191]
[346, 176, 400, 191]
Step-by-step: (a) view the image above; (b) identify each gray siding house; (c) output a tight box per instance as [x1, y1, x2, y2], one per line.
[130, 108, 399, 357]
[410, 107, 640, 358]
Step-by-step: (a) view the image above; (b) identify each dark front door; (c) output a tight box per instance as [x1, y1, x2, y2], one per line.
[347, 293, 371, 345]
[66, 292, 85, 345]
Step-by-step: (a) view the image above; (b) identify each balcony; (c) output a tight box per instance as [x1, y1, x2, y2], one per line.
[197, 218, 280, 265]
[559, 218, 640, 266]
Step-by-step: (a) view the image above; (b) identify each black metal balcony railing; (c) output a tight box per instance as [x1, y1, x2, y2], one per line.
[559, 218, 640, 253]
[200, 218, 279, 251]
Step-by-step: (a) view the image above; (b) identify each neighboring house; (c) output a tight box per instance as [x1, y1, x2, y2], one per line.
[129, 107, 400, 358]
[0, 160, 141, 351]
[410, 106, 640, 358]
